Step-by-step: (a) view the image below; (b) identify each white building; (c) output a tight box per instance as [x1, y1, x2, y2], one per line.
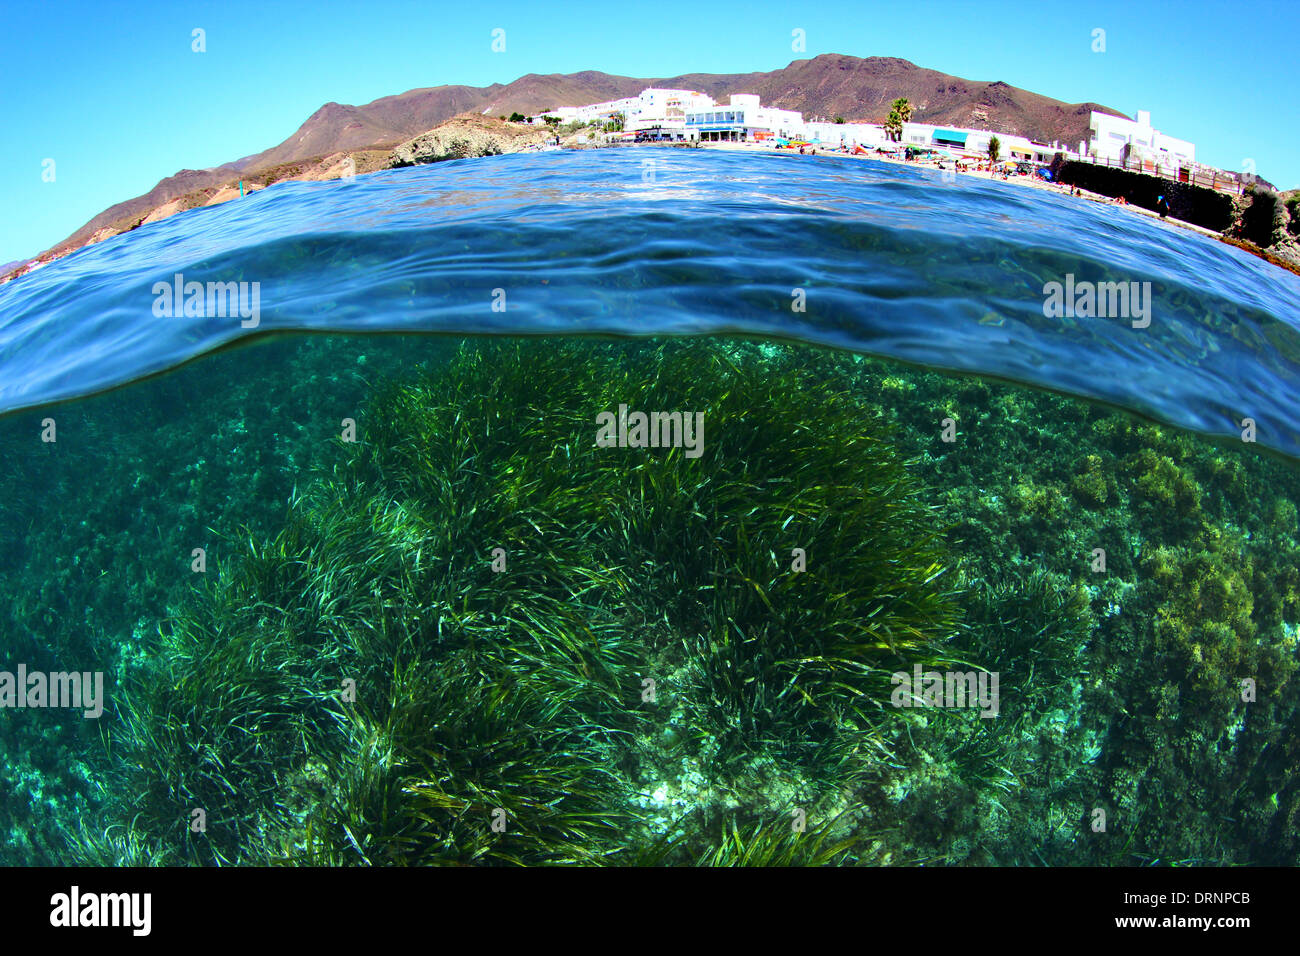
[889, 123, 1067, 163]
[530, 106, 582, 126]
[1087, 110, 1195, 166]
[623, 88, 716, 139]
[684, 94, 804, 142]
[573, 96, 640, 126]
[802, 121, 889, 148]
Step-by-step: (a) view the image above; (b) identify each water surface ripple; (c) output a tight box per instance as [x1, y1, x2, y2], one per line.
[2, 149, 1298, 455]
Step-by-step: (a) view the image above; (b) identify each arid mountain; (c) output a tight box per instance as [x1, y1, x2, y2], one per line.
[19, 54, 1126, 270]
[727, 55, 1119, 146]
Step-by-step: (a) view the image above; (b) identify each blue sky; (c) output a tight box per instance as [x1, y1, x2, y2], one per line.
[2, 0, 1296, 266]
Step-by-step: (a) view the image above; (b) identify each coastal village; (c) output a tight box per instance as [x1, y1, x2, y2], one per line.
[531, 87, 1223, 190]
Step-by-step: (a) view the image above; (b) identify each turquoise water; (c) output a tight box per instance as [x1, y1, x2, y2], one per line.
[1, 149, 1297, 866]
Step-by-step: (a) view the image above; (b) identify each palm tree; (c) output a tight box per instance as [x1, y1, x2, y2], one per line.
[988, 136, 1001, 164]
[884, 98, 912, 143]
[885, 109, 902, 143]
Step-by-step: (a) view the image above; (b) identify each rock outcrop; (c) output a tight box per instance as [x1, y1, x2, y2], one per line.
[388, 114, 550, 168]
[1228, 187, 1300, 272]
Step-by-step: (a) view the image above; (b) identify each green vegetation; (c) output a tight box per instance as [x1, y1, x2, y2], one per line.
[857, 360, 1300, 865]
[694, 813, 861, 866]
[4, 332, 1298, 867]
[82, 338, 961, 864]
[988, 136, 1001, 164]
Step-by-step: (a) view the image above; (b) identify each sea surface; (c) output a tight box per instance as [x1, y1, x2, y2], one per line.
[3, 148, 1300, 454]
[1, 148, 1297, 867]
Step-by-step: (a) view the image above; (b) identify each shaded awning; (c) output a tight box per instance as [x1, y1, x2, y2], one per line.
[933, 129, 968, 144]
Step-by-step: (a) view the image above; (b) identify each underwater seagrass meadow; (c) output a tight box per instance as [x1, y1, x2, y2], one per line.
[0, 331, 1296, 866]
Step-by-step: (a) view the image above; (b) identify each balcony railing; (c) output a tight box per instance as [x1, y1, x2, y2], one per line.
[1078, 153, 1244, 195]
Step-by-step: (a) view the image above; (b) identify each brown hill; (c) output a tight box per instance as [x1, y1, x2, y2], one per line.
[11, 54, 1126, 276]
[738, 55, 1117, 147]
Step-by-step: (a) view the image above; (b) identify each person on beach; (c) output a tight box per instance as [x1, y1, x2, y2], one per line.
[1156, 194, 1170, 218]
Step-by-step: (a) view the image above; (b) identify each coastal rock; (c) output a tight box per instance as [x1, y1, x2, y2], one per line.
[387, 114, 550, 168]
[1230, 187, 1300, 270]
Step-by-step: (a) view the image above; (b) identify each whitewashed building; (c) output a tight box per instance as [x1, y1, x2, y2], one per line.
[622, 88, 716, 139]
[891, 123, 1069, 163]
[530, 106, 583, 125]
[573, 96, 640, 126]
[1087, 110, 1195, 165]
[684, 94, 804, 142]
[801, 121, 889, 148]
